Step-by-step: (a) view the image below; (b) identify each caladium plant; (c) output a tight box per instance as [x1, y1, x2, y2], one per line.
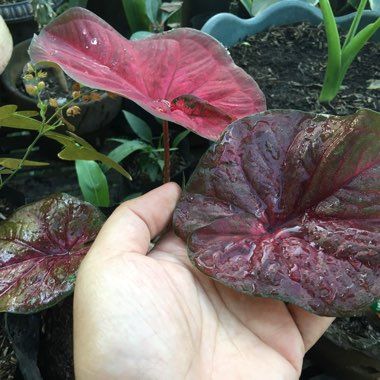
[28, 7, 265, 141]
[174, 109, 380, 317]
[28, 7, 266, 182]
[0, 193, 104, 313]
[29, 8, 265, 140]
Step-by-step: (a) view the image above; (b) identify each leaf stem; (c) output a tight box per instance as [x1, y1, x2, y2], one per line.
[162, 119, 171, 183]
[0, 128, 45, 190]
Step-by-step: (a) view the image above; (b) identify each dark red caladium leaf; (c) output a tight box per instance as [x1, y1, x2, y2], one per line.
[28, 7, 266, 141]
[0, 193, 104, 313]
[174, 109, 380, 317]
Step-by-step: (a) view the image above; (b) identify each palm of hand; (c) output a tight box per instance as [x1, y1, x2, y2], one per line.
[74, 184, 333, 380]
[75, 231, 331, 380]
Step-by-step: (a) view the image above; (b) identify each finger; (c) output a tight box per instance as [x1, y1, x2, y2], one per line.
[88, 182, 181, 260]
[287, 304, 334, 352]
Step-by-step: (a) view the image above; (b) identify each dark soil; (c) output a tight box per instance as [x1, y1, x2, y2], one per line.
[229, 22, 380, 115]
[0, 331, 17, 380]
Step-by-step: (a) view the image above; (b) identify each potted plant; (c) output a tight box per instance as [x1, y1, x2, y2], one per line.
[0, 0, 65, 43]
[0, 38, 122, 139]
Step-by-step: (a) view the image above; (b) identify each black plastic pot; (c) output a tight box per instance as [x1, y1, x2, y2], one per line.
[0, 185, 25, 217]
[0, 39, 122, 138]
[0, 0, 64, 44]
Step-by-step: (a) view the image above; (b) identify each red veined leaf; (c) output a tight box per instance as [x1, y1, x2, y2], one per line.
[0, 193, 104, 313]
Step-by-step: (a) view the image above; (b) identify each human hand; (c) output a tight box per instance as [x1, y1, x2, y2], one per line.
[74, 183, 334, 380]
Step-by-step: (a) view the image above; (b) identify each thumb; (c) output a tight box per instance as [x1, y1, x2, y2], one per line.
[87, 182, 181, 260]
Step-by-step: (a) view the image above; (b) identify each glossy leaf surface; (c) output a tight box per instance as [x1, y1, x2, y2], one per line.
[0, 193, 104, 313]
[174, 109, 380, 317]
[28, 7, 266, 141]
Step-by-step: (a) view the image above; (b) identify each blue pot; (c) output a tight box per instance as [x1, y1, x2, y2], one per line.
[201, 0, 380, 47]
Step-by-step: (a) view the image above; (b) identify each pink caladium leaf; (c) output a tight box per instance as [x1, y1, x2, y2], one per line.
[174, 109, 380, 317]
[0, 193, 104, 313]
[28, 7, 266, 141]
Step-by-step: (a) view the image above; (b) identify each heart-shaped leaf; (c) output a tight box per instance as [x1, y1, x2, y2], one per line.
[28, 7, 266, 141]
[0, 193, 104, 313]
[174, 109, 380, 317]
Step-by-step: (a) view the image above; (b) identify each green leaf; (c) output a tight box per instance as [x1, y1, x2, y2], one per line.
[146, 162, 160, 182]
[343, 0, 368, 47]
[0, 158, 49, 169]
[75, 160, 110, 207]
[341, 17, 380, 82]
[146, 0, 161, 24]
[121, 0, 151, 33]
[45, 131, 132, 180]
[371, 300, 380, 313]
[104, 140, 148, 173]
[15, 111, 39, 117]
[156, 158, 164, 171]
[0, 113, 47, 131]
[319, 0, 343, 102]
[66, 131, 94, 149]
[239, 0, 253, 14]
[122, 110, 153, 143]
[160, 2, 182, 14]
[160, 1, 182, 24]
[347, 0, 363, 9]
[130, 31, 155, 40]
[172, 129, 190, 148]
[250, 0, 318, 15]
[0, 169, 14, 175]
[0, 105, 17, 120]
